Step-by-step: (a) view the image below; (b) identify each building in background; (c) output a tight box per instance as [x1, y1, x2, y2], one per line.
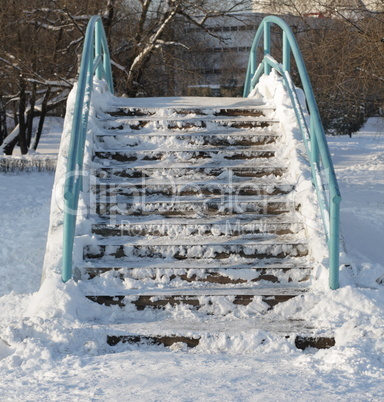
[181, 13, 265, 96]
[176, 0, 381, 96]
[252, 0, 369, 16]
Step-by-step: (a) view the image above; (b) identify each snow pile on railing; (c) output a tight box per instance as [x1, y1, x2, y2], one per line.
[41, 81, 113, 283]
[251, 70, 334, 288]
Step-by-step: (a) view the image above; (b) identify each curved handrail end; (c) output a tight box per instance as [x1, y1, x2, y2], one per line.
[244, 16, 342, 290]
[61, 15, 114, 282]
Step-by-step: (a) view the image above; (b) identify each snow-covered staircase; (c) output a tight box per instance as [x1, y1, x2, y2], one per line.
[73, 96, 334, 350]
[40, 15, 342, 352]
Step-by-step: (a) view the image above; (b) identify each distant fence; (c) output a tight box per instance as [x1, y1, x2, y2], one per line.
[0, 157, 57, 172]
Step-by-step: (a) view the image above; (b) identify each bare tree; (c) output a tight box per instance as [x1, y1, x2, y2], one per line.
[0, 0, 253, 154]
[0, 0, 110, 155]
[264, 0, 384, 134]
[109, 0, 252, 96]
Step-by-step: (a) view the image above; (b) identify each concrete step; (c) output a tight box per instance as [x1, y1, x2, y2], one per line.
[103, 105, 272, 118]
[91, 181, 295, 198]
[83, 263, 312, 283]
[83, 240, 308, 261]
[80, 256, 310, 271]
[93, 197, 296, 217]
[95, 164, 287, 179]
[94, 148, 276, 163]
[105, 333, 335, 350]
[97, 318, 334, 350]
[84, 286, 308, 310]
[99, 96, 267, 111]
[98, 116, 278, 131]
[91, 217, 304, 237]
[95, 131, 280, 148]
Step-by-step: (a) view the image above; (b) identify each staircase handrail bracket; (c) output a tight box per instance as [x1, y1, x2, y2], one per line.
[62, 16, 114, 283]
[244, 16, 341, 290]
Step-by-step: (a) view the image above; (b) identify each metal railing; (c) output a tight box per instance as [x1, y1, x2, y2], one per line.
[61, 15, 341, 289]
[243, 16, 341, 290]
[62, 16, 113, 282]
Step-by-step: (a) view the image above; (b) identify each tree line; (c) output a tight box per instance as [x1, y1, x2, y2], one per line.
[290, 0, 384, 134]
[1, 0, 384, 155]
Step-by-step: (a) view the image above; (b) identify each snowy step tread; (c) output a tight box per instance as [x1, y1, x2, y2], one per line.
[91, 219, 303, 237]
[91, 213, 301, 225]
[79, 257, 311, 270]
[92, 178, 293, 186]
[89, 318, 331, 338]
[92, 183, 294, 197]
[106, 96, 268, 109]
[93, 161, 285, 170]
[95, 129, 280, 137]
[94, 195, 293, 203]
[94, 166, 288, 179]
[83, 287, 309, 297]
[88, 234, 306, 246]
[84, 242, 308, 260]
[94, 146, 277, 153]
[98, 115, 278, 123]
[82, 262, 312, 283]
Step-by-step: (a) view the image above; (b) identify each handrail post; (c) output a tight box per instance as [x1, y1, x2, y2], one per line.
[283, 31, 290, 72]
[310, 116, 319, 167]
[94, 20, 102, 80]
[329, 197, 341, 289]
[250, 47, 255, 78]
[264, 21, 271, 75]
[62, 208, 74, 282]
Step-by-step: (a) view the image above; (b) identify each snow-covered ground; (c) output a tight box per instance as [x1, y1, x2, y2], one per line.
[0, 117, 384, 399]
[328, 118, 384, 279]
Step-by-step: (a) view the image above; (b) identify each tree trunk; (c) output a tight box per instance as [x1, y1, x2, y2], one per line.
[26, 82, 36, 148]
[2, 126, 19, 155]
[33, 87, 51, 151]
[0, 97, 6, 146]
[13, 103, 18, 127]
[103, 0, 116, 39]
[18, 76, 28, 155]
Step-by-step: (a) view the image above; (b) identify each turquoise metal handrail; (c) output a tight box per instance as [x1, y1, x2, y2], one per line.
[62, 16, 113, 282]
[244, 16, 341, 290]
